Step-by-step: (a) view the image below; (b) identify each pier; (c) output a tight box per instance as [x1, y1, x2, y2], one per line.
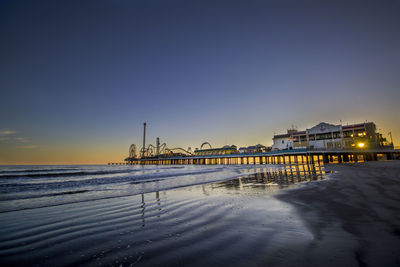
[108, 148, 400, 165]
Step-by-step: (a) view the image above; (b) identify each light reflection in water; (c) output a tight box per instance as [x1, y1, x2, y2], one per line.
[216, 163, 326, 191]
[133, 163, 326, 226]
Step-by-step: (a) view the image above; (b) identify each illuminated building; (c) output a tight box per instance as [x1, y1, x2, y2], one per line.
[194, 145, 238, 156]
[272, 122, 391, 150]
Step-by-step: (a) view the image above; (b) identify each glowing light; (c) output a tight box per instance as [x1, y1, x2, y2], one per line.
[357, 142, 365, 148]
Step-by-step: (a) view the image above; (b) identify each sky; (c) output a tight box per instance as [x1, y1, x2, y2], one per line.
[1, 0, 399, 164]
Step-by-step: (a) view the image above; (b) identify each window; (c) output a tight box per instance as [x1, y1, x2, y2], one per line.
[343, 131, 352, 138]
[333, 132, 341, 139]
[282, 140, 284, 144]
[344, 141, 353, 148]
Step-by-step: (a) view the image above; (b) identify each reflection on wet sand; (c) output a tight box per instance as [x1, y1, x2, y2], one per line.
[140, 191, 163, 227]
[216, 163, 326, 191]
[136, 163, 326, 226]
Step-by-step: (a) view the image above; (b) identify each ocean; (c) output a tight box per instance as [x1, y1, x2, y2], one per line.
[0, 163, 326, 266]
[0, 164, 325, 213]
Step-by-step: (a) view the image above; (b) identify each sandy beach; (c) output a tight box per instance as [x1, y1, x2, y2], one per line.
[0, 161, 399, 266]
[277, 161, 400, 267]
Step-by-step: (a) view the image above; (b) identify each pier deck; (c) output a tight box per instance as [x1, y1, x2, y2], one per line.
[109, 148, 400, 165]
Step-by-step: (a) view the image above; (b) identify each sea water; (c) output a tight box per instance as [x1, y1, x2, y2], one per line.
[0, 164, 325, 213]
[0, 164, 325, 266]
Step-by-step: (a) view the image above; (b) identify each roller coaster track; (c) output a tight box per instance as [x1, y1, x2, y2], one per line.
[142, 143, 193, 157]
[165, 147, 193, 156]
[200, 142, 212, 149]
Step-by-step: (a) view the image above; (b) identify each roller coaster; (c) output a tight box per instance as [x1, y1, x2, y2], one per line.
[144, 143, 192, 158]
[127, 142, 193, 160]
[200, 142, 212, 149]
[125, 123, 193, 161]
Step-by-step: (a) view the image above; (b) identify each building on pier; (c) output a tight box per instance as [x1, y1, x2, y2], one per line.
[239, 144, 267, 153]
[271, 133, 294, 151]
[194, 145, 238, 156]
[273, 122, 391, 150]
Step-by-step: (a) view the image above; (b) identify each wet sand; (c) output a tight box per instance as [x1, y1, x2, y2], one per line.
[0, 162, 399, 266]
[277, 161, 400, 267]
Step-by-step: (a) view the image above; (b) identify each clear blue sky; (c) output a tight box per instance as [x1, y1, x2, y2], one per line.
[1, 0, 399, 164]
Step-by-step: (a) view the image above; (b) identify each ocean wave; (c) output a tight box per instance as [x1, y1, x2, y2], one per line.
[0, 170, 133, 179]
[0, 190, 90, 201]
[0, 168, 80, 174]
[0, 165, 186, 179]
[0, 168, 221, 193]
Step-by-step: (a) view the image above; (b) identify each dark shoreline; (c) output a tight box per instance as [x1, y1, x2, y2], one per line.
[277, 161, 400, 267]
